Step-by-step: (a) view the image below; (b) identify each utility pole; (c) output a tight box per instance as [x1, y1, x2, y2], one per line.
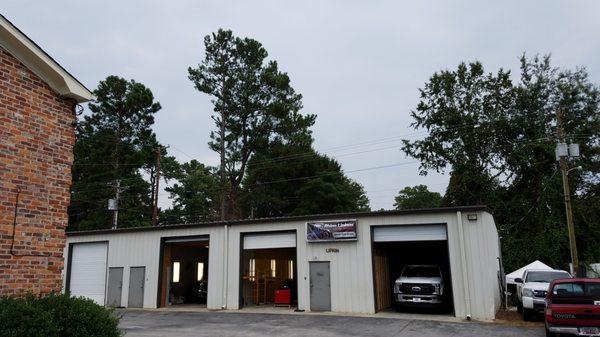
[111, 179, 121, 229]
[219, 79, 227, 221]
[556, 108, 579, 276]
[220, 118, 226, 221]
[152, 148, 161, 226]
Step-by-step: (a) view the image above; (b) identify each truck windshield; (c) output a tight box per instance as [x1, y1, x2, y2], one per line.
[402, 266, 440, 278]
[525, 271, 570, 283]
[552, 282, 600, 297]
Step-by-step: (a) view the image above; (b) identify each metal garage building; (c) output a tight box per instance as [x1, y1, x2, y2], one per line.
[62, 206, 502, 320]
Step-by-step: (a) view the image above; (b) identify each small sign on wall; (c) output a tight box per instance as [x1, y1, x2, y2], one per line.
[326, 248, 339, 253]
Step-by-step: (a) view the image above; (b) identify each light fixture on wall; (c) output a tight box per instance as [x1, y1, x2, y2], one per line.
[197, 262, 204, 281]
[249, 258, 256, 281]
[173, 262, 180, 283]
[270, 259, 276, 277]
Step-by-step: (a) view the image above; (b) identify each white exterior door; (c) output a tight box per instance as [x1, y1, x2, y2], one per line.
[69, 242, 108, 305]
[243, 232, 296, 249]
[373, 224, 447, 242]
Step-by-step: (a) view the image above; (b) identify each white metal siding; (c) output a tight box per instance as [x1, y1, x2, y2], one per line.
[64, 227, 224, 309]
[63, 211, 500, 319]
[243, 232, 296, 249]
[69, 242, 108, 305]
[373, 224, 447, 242]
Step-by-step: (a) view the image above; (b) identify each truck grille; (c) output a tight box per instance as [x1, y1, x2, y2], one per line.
[533, 290, 547, 298]
[401, 283, 435, 295]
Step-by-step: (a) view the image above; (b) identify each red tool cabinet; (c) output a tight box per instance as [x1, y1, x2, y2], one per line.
[274, 288, 291, 306]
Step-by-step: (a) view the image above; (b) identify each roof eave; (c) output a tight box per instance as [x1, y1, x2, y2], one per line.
[0, 15, 94, 103]
[66, 205, 490, 237]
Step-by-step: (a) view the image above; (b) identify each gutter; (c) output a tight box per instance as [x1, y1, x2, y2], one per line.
[456, 211, 472, 320]
[66, 205, 489, 237]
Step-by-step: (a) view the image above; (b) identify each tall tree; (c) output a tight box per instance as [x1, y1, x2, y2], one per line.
[161, 160, 219, 224]
[393, 185, 442, 210]
[188, 29, 315, 220]
[240, 142, 370, 218]
[402, 55, 600, 271]
[401, 61, 514, 206]
[69, 76, 163, 230]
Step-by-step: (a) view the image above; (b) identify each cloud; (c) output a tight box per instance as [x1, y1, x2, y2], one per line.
[4, 0, 600, 209]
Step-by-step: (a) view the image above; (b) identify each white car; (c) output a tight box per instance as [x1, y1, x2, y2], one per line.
[515, 269, 572, 321]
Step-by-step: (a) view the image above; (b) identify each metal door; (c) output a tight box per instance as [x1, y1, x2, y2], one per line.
[128, 267, 145, 308]
[68, 242, 108, 305]
[309, 261, 331, 311]
[106, 267, 123, 307]
[373, 224, 447, 242]
[243, 232, 296, 249]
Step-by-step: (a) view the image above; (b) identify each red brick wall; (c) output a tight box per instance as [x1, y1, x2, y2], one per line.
[0, 46, 76, 296]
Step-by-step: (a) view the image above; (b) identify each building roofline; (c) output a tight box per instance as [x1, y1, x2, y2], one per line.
[66, 205, 488, 237]
[0, 14, 94, 103]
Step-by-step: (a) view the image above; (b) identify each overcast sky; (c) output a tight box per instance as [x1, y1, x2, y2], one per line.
[4, 1, 600, 210]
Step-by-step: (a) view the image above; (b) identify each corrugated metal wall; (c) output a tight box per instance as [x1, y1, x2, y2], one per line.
[64, 226, 224, 309]
[64, 210, 501, 319]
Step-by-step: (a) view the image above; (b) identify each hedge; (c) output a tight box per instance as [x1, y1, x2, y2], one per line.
[0, 293, 121, 337]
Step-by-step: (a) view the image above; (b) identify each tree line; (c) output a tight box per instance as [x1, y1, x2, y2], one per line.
[398, 55, 599, 272]
[68, 29, 599, 272]
[68, 29, 370, 231]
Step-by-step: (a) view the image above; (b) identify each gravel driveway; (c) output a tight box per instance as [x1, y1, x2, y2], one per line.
[118, 310, 544, 337]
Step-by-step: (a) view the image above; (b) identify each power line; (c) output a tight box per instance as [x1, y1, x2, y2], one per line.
[69, 132, 579, 197]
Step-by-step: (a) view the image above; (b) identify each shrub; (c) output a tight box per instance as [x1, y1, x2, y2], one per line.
[0, 293, 121, 337]
[0, 296, 58, 337]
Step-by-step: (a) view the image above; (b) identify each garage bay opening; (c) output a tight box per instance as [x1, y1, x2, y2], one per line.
[372, 225, 454, 315]
[240, 232, 297, 308]
[159, 236, 209, 308]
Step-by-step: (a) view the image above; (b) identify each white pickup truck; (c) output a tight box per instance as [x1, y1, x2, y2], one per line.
[515, 269, 572, 321]
[393, 265, 445, 308]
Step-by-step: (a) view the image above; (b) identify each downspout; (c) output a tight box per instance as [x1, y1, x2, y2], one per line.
[222, 224, 229, 309]
[456, 211, 472, 320]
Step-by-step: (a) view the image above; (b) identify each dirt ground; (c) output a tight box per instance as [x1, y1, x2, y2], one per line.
[494, 308, 545, 328]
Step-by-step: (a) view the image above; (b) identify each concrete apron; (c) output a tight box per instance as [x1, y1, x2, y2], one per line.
[132, 306, 474, 324]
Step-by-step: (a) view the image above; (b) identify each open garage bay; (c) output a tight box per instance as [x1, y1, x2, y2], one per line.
[372, 224, 454, 315]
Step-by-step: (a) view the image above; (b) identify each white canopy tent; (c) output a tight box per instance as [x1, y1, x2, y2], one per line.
[506, 260, 553, 284]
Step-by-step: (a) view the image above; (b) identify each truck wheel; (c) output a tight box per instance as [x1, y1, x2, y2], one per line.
[517, 302, 523, 313]
[522, 308, 533, 321]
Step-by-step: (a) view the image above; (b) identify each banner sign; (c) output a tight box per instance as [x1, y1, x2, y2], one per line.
[306, 219, 357, 242]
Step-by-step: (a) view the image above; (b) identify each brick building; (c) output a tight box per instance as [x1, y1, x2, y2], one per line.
[0, 14, 93, 297]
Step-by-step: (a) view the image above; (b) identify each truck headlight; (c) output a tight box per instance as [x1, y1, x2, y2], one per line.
[434, 284, 440, 294]
[523, 288, 534, 298]
[394, 282, 402, 293]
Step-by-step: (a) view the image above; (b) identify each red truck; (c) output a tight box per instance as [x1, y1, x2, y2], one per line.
[545, 278, 600, 337]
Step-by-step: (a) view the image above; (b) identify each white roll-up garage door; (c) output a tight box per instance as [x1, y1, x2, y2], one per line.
[243, 232, 296, 250]
[373, 224, 447, 242]
[69, 242, 108, 305]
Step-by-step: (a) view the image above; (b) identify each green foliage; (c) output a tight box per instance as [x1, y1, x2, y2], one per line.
[402, 55, 600, 271]
[394, 185, 442, 210]
[162, 160, 219, 223]
[0, 294, 121, 337]
[188, 29, 316, 218]
[0, 296, 57, 337]
[69, 76, 167, 230]
[241, 142, 370, 218]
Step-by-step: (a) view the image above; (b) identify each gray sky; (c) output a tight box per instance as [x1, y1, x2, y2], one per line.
[5, 1, 600, 210]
